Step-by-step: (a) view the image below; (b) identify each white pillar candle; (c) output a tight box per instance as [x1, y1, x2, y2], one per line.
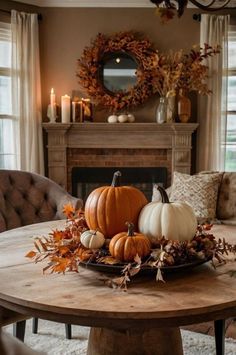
[61, 95, 71, 123]
[50, 88, 56, 121]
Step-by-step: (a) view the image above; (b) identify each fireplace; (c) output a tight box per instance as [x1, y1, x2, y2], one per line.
[71, 167, 167, 201]
[42, 122, 198, 194]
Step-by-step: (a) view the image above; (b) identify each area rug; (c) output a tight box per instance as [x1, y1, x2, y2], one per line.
[4, 319, 236, 355]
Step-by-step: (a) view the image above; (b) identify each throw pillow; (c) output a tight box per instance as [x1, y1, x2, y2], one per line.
[169, 171, 222, 221]
[152, 184, 171, 202]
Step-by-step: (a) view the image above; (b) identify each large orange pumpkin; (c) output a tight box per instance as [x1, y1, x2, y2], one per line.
[109, 222, 151, 262]
[84, 171, 148, 237]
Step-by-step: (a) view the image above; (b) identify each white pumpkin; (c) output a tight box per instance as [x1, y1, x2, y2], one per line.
[80, 230, 105, 249]
[107, 115, 118, 123]
[118, 114, 128, 123]
[127, 113, 135, 123]
[138, 186, 197, 244]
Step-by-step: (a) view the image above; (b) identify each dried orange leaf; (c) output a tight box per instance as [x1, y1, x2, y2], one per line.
[63, 203, 75, 218]
[78, 251, 93, 261]
[97, 256, 120, 265]
[52, 230, 65, 242]
[34, 241, 41, 252]
[129, 266, 141, 277]
[25, 250, 36, 258]
[58, 246, 70, 256]
[36, 238, 48, 252]
[43, 263, 53, 274]
[134, 254, 142, 265]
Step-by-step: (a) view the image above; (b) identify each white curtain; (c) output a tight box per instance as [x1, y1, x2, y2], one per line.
[197, 14, 229, 172]
[11, 10, 44, 174]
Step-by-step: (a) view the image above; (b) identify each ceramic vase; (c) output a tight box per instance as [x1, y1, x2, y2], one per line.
[178, 89, 191, 123]
[166, 96, 176, 123]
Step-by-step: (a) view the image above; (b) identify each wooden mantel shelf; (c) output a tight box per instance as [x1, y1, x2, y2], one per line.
[42, 122, 198, 132]
[43, 122, 197, 128]
[42, 122, 198, 149]
[42, 122, 198, 190]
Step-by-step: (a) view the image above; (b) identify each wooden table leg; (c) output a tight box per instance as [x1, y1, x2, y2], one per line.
[214, 319, 225, 355]
[65, 324, 72, 339]
[32, 318, 38, 334]
[87, 326, 183, 355]
[13, 320, 26, 342]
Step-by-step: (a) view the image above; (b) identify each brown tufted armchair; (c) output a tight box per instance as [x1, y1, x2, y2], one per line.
[0, 170, 83, 232]
[0, 169, 83, 341]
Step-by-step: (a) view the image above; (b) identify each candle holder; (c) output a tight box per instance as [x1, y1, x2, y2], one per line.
[72, 100, 83, 122]
[82, 98, 93, 122]
[47, 104, 58, 123]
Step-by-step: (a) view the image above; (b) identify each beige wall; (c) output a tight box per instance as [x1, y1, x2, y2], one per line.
[1, 2, 235, 174]
[38, 7, 201, 122]
[1, 3, 235, 123]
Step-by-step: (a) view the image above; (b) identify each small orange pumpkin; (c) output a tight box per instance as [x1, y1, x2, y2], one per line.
[84, 171, 147, 238]
[109, 222, 151, 262]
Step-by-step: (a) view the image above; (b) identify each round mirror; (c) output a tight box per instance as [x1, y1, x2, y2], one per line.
[101, 52, 138, 94]
[77, 32, 158, 111]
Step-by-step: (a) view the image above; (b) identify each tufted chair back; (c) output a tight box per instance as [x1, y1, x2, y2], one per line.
[216, 172, 236, 220]
[0, 170, 83, 233]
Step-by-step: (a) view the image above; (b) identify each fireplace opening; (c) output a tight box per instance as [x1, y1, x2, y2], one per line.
[72, 167, 167, 202]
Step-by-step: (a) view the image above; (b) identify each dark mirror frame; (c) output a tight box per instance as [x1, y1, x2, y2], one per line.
[77, 31, 158, 112]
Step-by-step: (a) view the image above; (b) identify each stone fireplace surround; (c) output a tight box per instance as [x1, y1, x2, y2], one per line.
[42, 122, 198, 195]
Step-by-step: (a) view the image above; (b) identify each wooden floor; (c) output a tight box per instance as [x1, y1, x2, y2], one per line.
[183, 319, 236, 339]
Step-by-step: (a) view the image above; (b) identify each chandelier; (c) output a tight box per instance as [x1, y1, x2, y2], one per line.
[150, 0, 233, 20]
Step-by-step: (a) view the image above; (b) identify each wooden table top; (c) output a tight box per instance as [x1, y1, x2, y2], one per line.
[0, 221, 236, 330]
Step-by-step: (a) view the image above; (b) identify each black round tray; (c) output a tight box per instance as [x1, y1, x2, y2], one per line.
[79, 256, 211, 275]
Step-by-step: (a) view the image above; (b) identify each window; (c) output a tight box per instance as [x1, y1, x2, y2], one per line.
[0, 21, 16, 169]
[226, 26, 236, 171]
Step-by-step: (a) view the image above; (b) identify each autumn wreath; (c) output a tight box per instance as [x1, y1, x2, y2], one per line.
[77, 31, 158, 112]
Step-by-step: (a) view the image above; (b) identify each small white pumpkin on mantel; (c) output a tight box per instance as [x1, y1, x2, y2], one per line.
[138, 185, 197, 244]
[107, 115, 118, 123]
[80, 230, 105, 249]
[117, 114, 128, 123]
[127, 113, 135, 123]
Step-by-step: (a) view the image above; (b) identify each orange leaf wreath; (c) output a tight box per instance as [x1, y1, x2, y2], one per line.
[77, 31, 158, 112]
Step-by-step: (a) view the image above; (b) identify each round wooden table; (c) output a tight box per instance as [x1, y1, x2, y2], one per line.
[0, 221, 236, 355]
